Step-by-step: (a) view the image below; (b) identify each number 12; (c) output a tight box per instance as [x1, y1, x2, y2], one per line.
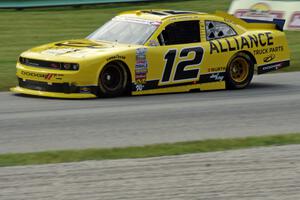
[161, 47, 204, 82]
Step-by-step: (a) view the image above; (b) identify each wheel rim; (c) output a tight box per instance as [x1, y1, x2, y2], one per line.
[100, 65, 123, 92]
[229, 57, 249, 83]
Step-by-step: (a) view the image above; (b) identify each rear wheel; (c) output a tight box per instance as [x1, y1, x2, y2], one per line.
[226, 53, 254, 89]
[98, 63, 128, 97]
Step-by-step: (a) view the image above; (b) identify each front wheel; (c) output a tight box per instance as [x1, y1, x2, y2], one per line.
[98, 63, 128, 97]
[226, 53, 254, 89]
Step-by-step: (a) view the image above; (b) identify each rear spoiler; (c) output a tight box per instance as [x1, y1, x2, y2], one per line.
[215, 11, 285, 31]
[240, 17, 285, 31]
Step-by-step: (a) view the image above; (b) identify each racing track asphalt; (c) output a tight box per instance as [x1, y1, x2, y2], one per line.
[0, 72, 300, 153]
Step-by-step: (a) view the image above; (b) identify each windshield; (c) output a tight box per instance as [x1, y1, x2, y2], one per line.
[87, 17, 159, 45]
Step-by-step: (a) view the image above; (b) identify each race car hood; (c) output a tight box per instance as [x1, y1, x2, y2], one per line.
[20, 39, 137, 61]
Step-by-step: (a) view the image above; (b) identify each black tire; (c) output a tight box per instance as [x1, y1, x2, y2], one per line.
[226, 53, 254, 89]
[98, 63, 128, 97]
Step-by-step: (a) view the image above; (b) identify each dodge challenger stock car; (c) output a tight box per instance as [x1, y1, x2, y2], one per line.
[11, 10, 290, 98]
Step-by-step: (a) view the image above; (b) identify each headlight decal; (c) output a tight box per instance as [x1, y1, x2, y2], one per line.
[19, 57, 80, 71]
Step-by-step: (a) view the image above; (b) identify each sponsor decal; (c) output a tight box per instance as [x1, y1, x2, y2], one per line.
[41, 48, 80, 56]
[135, 84, 144, 91]
[21, 71, 63, 80]
[262, 63, 281, 71]
[288, 12, 300, 29]
[209, 32, 274, 54]
[168, 16, 199, 22]
[148, 40, 159, 47]
[209, 73, 224, 81]
[106, 55, 126, 62]
[44, 74, 55, 80]
[115, 16, 158, 26]
[135, 48, 148, 84]
[254, 45, 283, 55]
[208, 67, 226, 73]
[150, 21, 162, 27]
[257, 60, 290, 74]
[199, 72, 226, 84]
[68, 49, 99, 58]
[263, 54, 276, 63]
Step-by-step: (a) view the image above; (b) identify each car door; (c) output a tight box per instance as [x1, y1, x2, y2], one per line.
[145, 19, 205, 89]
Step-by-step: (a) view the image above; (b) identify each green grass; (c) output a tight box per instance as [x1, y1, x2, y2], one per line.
[0, 133, 300, 167]
[0, 0, 299, 90]
[284, 31, 300, 72]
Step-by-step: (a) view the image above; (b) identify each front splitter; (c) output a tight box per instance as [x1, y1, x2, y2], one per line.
[10, 86, 97, 99]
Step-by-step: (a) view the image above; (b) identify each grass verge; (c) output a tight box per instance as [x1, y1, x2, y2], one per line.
[0, 0, 299, 90]
[1, 133, 300, 167]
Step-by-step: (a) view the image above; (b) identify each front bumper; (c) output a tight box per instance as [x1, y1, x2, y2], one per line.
[11, 78, 97, 99]
[13, 61, 99, 99]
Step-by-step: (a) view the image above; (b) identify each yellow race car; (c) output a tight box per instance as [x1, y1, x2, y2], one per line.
[11, 10, 290, 98]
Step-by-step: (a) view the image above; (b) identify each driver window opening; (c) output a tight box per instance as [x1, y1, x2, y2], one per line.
[157, 20, 200, 46]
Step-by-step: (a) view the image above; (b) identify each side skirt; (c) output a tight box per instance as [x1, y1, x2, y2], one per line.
[257, 60, 290, 74]
[131, 72, 226, 95]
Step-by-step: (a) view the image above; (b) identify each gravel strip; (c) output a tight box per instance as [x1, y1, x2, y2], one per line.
[0, 145, 300, 200]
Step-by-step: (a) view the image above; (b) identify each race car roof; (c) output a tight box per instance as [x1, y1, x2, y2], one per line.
[119, 9, 207, 22]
